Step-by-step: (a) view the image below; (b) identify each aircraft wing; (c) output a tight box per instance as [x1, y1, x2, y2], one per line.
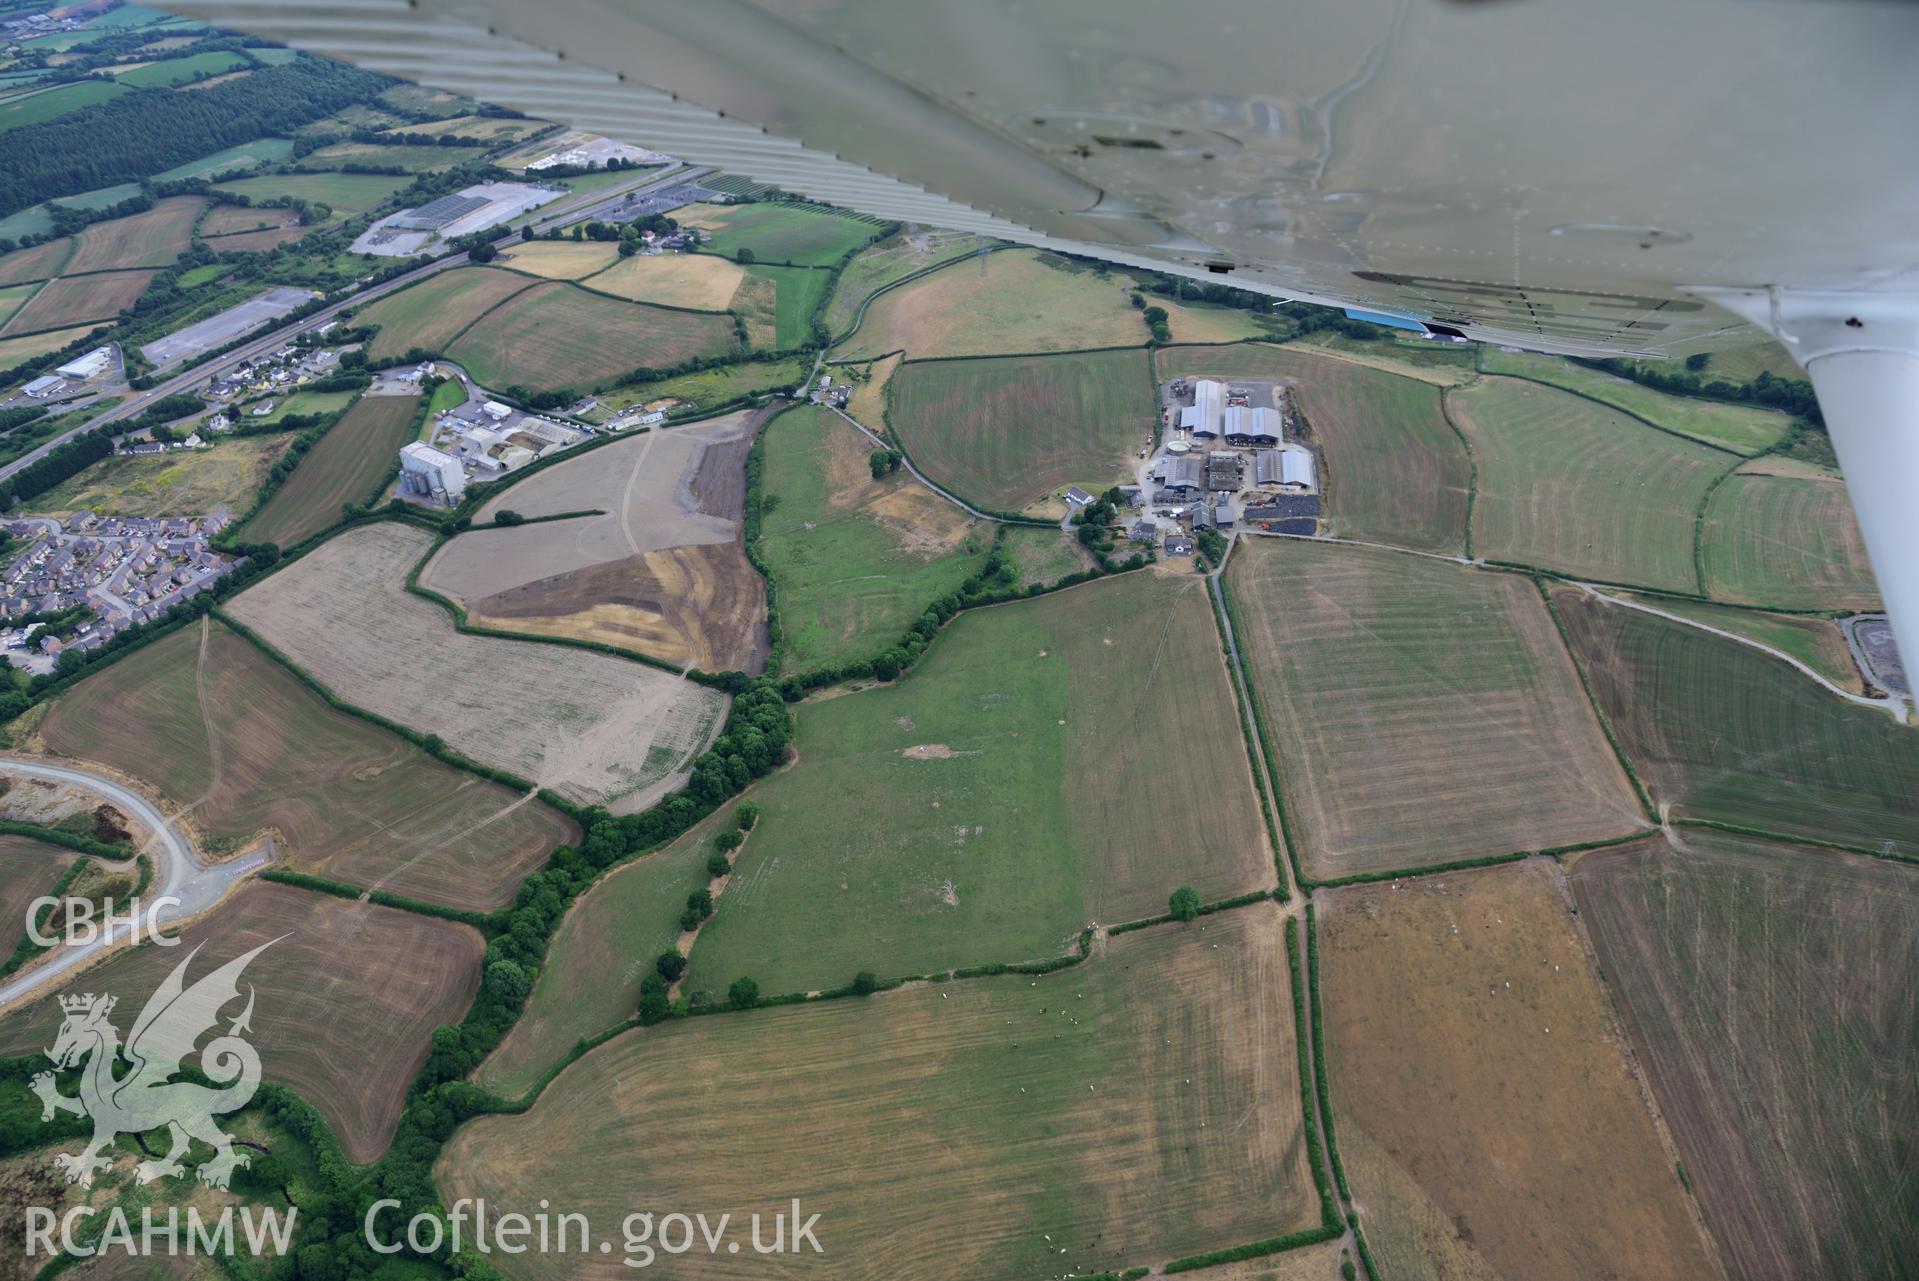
[157, 0, 1919, 659]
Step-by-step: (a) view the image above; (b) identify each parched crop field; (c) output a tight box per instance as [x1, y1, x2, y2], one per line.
[1, 269, 154, 335]
[580, 251, 743, 309]
[237, 392, 419, 548]
[1570, 830, 1919, 1281]
[446, 282, 741, 395]
[679, 200, 881, 267]
[835, 249, 1154, 360]
[36, 619, 572, 909]
[889, 349, 1155, 512]
[228, 522, 729, 810]
[478, 835, 715, 1097]
[23, 433, 290, 519]
[360, 266, 536, 361]
[1447, 375, 1735, 591]
[1158, 344, 1471, 553]
[1700, 469, 1881, 609]
[1479, 346, 1793, 455]
[1550, 586, 1919, 851]
[1317, 860, 1718, 1281]
[492, 239, 620, 280]
[822, 228, 991, 337]
[1228, 539, 1645, 880]
[0, 881, 482, 1163]
[0, 236, 73, 287]
[63, 195, 205, 273]
[687, 570, 1276, 996]
[424, 410, 769, 673]
[442, 906, 1319, 1281]
[0, 834, 78, 962]
[756, 404, 988, 673]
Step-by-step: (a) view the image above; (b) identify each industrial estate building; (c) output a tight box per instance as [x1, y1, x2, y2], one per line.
[399, 442, 468, 504]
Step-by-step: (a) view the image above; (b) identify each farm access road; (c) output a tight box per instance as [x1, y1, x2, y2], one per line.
[0, 756, 266, 1014]
[0, 165, 713, 487]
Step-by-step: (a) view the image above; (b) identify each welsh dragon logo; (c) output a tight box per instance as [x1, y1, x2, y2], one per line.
[30, 941, 274, 1190]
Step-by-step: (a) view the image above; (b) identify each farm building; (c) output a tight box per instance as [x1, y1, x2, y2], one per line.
[1224, 406, 1282, 446]
[1190, 379, 1223, 437]
[1279, 444, 1317, 491]
[398, 442, 468, 503]
[1205, 450, 1243, 491]
[1155, 456, 1204, 499]
[55, 347, 113, 381]
[1164, 534, 1195, 557]
[1064, 486, 1094, 507]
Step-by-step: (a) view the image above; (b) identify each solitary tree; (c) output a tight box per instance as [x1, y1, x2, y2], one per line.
[735, 247, 756, 264]
[728, 976, 760, 1010]
[852, 970, 879, 996]
[1169, 886, 1202, 922]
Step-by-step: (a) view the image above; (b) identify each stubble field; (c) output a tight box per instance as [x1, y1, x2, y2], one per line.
[0, 882, 483, 1161]
[1317, 859, 1718, 1281]
[2, 270, 155, 334]
[492, 240, 621, 280]
[888, 349, 1155, 512]
[63, 195, 205, 273]
[581, 252, 743, 309]
[37, 619, 573, 909]
[1570, 830, 1919, 1281]
[1550, 586, 1919, 851]
[227, 522, 729, 810]
[361, 267, 535, 361]
[0, 834, 78, 962]
[446, 283, 741, 395]
[1227, 539, 1645, 879]
[1700, 469, 1881, 609]
[1448, 375, 1733, 591]
[442, 906, 1319, 1281]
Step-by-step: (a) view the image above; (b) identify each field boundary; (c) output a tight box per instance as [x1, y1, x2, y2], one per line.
[1690, 455, 1746, 596]
[1206, 574, 1293, 897]
[1473, 348, 1756, 459]
[259, 866, 495, 931]
[1535, 577, 1662, 820]
[828, 241, 1011, 348]
[1214, 570, 1313, 890]
[1437, 387, 1481, 562]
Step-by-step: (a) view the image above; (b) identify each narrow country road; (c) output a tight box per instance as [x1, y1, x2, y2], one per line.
[823, 402, 1002, 523]
[0, 756, 268, 1013]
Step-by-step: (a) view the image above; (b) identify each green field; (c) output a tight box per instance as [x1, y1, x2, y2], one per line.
[1552, 586, 1919, 851]
[0, 79, 125, 132]
[232, 388, 358, 426]
[756, 404, 990, 673]
[1479, 347, 1793, 454]
[443, 906, 1319, 1281]
[999, 525, 1093, 588]
[1570, 830, 1919, 1281]
[744, 263, 830, 349]
[359, 266, 535, 360]
[596, 354, 809, 416]
[114, 49, 248, 87]
[1448, 375, 1735, 591]
[212, 171, 409, 217]
[686, 200, 882, 267]
[23, 433, 290, 518]
[477, 836, 715, 1096]
[1615, 592, 1863, 693]
[889, 349, 1156, 512]
[1158, 344, 1471, 553]
[38, 619, 572, 909]
[238, 393, 419, 548]
[822, 229, 992, 338]
[0, 283, 34, 330]
[687, 569, 1276, 996]
[1229, 539, 1645, 880]
[446, 282, 741, 395]
[64, 195, 204, 273]
[1700, 471, 1881, 609]
[299, 140, 485, 173]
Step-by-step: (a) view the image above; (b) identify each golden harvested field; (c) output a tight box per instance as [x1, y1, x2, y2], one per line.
[2, 270, 153, 334]
[360, 266, 537, 361]
[495, 239, 621, 280]
[1228, 539, 1645, 879]
[0, 882, 483, 1162]
[62, 196, 204, 273]
[1318, 860, 1718, 1281]
[582, 251, 744, 308]
[0, 237, 73, 286]
[424, 410, 769, 673]
[442, 906, 1319, 1281]
[228, 522, 729, 810]
[836, 249, 1153, 360]
[38, 619, 572, 909]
